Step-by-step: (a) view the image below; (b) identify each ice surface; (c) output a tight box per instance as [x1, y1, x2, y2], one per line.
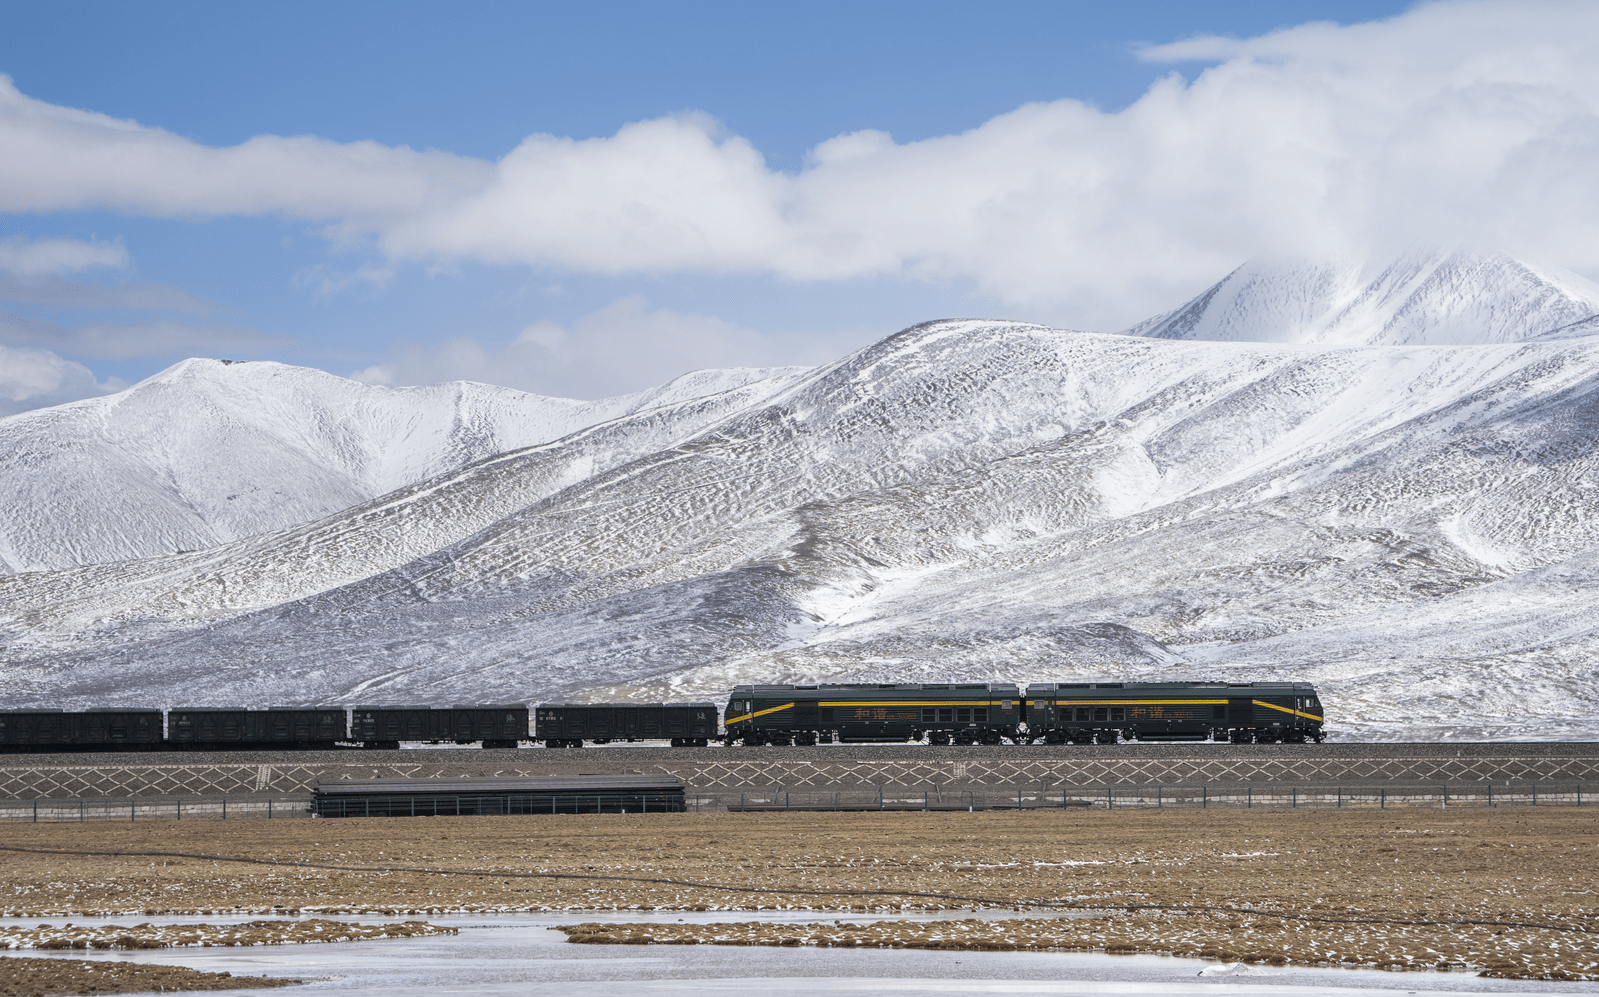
[16, 913, 1591, 997]
[2, 255, 1598, 740]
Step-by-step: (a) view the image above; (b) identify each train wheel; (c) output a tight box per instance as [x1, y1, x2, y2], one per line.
[1095, 731, 1117, 745]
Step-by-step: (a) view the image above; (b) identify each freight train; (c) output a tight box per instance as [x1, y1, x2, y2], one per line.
[0, 681, 1323, 753]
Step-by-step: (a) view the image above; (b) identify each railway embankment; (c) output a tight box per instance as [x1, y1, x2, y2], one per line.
[0, 741, 1595, 802]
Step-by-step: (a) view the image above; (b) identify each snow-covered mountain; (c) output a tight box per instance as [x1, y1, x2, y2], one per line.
[3, 252, 1598, 742]
[0, 359, 807, 572]
[1124, 249, 1599, 346]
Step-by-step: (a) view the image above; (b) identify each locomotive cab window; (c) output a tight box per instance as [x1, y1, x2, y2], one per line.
[1110, 707, 1125, 722]
[922, 708, 935, 723]
[956, 707, 971, 723]
[1076, 708, 1090, 721]
[939, 707, 954, 723]
[1094, 707, 1108, 722]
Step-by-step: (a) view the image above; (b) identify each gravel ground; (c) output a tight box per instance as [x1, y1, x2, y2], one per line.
[0, 806, 1594, 981]
[0, 954, 296, 995]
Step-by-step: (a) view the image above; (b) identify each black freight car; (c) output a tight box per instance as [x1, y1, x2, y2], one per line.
[534, 702, 718, 747]
[724, 683, 1023, 746]
[1025, 681, 1324, 744]
[0, 708, 163, 753]
[167, 706, 347, 749]
[350, 704, 528, 749]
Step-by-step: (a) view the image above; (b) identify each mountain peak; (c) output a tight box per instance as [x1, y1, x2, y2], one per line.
[1123, 249, 1599, 347]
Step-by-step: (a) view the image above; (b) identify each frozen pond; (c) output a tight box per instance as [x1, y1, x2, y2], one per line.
[7, 912, 1594, 997]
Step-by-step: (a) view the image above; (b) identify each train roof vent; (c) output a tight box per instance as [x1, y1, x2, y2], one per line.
[1061, 683, 1091, 689]
[956, 683, 988, 689]
[923, 684, 948, 690]
[1093, 683, 1124, 689]
[1228, 683, 1254, 688]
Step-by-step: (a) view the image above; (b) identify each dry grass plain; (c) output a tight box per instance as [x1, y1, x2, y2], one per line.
[0, 806, 1594, 982]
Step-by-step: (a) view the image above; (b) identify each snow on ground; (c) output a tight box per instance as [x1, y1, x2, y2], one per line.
[0, 253, 1596, 740]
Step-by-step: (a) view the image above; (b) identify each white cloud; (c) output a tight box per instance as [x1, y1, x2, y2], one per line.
[0, 344, 125, 417]
[4, 2, 1599, 326]
[352, 297, 852, 398]
[0, 236, 126, 276]
[0, 310, 292, 360]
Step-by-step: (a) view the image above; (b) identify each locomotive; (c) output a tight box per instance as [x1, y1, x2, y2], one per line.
[721, 681, 1324, 746]
[0, 681, 1323, 753]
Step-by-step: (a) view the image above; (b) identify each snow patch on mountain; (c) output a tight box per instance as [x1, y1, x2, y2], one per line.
[0, 359, 807, 572]
[1125, 249, 1599, 347]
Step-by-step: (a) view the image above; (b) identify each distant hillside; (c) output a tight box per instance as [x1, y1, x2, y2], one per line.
[0, 359, 806, 572]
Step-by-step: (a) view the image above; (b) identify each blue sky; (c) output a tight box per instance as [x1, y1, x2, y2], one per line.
[3, 0, 1595, 408]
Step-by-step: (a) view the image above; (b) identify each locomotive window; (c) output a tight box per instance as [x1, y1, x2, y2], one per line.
[1110, 707, 1125, 722]
[1076, 708, 1090, 721]
[922, 708, 935, 723]
[956, 707, 971, 723]
[938, 707, 954, 723]
[1094, 707, 1108, 722]
[973, 708, 988, 723]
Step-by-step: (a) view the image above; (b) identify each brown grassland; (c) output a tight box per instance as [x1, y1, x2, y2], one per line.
[0, 804, 1595, 988]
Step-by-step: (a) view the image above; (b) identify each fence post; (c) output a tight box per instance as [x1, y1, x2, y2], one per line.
[131, 801, 135, 822]
[1442, 785, 1448, 809]
[1017, 787, 1022, 809]
[177, 799, 181, 820]
[1292, 787, 1297, 808]
[1532, 784, 1537, 806]
[1107, 787, 1112, 810]
[1488, 782, 1493, 807]
[1202, 786, 1207, 809]
[79, 800, 84, 822]
[268, 798, 273, 819]
[1337, 786, 1341, 808]
[1247, 788, 1251, 809]
[32, 799, 37, 823]
[1380, 788, 1385, 809]
[223, 796, 228, 820]
[1157, 786, 1162, 808]
[1578, 784, 1582, 807]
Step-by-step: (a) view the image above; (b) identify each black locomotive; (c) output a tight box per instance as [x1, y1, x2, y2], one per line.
[0, 681, 1324, 753]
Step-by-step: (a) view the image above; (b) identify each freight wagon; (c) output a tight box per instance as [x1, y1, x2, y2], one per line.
[724, 683, 1023, 746]
[534, 702, 718, 747]
[0, 708, 162, 752]
[350, 705, 529, 750]
[167, 707, 347, 750]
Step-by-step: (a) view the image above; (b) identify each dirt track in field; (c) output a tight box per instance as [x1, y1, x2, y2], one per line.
[0, 806, 1595, 980]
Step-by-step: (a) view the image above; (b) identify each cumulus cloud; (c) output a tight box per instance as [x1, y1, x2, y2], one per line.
[4, 2, 1599, 325]
[352, 297, 849, 398]
[0, 310, 292, 360]
[0, 343, 125, 417]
